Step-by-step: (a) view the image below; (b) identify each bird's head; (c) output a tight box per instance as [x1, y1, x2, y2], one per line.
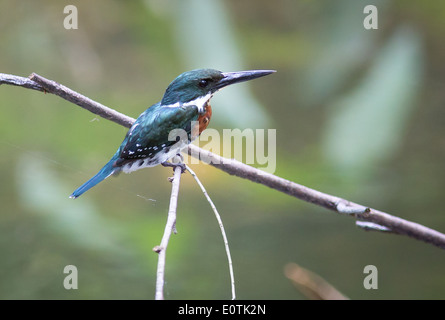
[161, 68, 275, 109]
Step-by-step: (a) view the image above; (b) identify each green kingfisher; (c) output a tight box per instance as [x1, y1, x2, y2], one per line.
[70, 68, 275, 198]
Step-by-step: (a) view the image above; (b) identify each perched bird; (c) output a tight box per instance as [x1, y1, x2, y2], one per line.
[70, 68, 275, 198]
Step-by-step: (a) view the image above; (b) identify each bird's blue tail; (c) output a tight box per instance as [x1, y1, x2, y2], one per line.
[70, 159, 118, 199]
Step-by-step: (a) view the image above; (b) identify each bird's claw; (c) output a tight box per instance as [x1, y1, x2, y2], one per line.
[162, 160, 186, 174]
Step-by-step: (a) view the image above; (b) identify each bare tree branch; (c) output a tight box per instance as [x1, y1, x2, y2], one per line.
[2, 72, 445, 249]
[153, 165, 183, 300]
[29, 73, 135, 128]
[186, 144, 445, 248]
[0, 73, 45, 92]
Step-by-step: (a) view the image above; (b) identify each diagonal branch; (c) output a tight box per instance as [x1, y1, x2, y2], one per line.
[2, 72, 445, 249]
[29, 73, 135, 128]
[186, 144, 445, 248]
[0, 73, 46, 92]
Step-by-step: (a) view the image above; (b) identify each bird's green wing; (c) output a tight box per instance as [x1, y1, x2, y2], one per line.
[116, 103, 199, 162]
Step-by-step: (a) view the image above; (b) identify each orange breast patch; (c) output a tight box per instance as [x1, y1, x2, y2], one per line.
[198, 104, 212, 135]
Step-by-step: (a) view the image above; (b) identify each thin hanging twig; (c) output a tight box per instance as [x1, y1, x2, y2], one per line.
[185, 164, 236, 300]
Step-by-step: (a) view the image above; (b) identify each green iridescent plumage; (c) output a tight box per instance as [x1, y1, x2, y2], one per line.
[115, 102, 199, 167]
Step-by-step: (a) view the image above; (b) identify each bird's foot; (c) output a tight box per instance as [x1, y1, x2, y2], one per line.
[162, 154, 186, 173]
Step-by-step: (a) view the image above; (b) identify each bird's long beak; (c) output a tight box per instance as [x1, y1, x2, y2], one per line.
[216, 70, 276, 90]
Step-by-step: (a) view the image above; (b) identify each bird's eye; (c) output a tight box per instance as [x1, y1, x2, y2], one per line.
[198, 79, 209, 88]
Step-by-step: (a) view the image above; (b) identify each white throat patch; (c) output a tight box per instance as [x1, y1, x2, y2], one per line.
[164, 93, 212, 114]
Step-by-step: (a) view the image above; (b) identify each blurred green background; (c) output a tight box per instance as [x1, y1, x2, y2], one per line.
[1, 0, 445, 299]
